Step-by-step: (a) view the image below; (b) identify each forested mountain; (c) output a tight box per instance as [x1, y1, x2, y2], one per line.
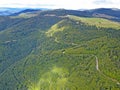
[0, 9, 120, 90]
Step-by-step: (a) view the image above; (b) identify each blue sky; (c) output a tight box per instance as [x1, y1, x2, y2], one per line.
[0, 0, 120, 9]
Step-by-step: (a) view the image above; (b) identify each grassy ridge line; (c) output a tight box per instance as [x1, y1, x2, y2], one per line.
[46, 20, 67, 37]
[67, 15, 120, 29]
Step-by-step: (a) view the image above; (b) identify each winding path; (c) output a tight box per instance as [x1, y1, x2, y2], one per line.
[95, 56, 99, 71]
[94, 55, 120, 85]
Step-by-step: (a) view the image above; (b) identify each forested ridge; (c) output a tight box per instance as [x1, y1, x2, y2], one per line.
[0, 9, 120, 90]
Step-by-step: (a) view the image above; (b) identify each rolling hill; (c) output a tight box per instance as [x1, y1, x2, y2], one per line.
[0, 9, 120, 90]
[0, 8, 24, 16]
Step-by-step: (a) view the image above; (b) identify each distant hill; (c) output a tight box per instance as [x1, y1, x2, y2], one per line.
[87, 8, 120, 22]
[0, 8, 47, 16]
[89, 8, 120, 17]
[11, 9, 42, 16]
[0, 8, 24, 15]
[1, 8, 120, 21]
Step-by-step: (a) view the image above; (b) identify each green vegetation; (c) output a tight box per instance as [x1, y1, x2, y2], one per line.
[10, 13, 39, 19]
[0, 12, 120, 90]
[68, 15, 120, 29]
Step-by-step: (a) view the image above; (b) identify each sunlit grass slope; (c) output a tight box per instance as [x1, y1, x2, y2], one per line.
[68, 15, 120, 29]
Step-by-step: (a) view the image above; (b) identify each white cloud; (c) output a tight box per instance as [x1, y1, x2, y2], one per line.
[0, 0, 120, 9]
[91, 0, 120, 9]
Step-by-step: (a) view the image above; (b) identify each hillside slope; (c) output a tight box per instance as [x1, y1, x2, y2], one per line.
[0, 13, 120, 90]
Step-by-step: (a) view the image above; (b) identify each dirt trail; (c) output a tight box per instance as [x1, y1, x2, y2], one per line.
[55, 37, 59, 43]
[94, 55, 120, 85]
[95, 56, 99, 71]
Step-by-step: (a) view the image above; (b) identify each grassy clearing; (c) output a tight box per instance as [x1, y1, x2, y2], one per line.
[68, 15, 120, 29]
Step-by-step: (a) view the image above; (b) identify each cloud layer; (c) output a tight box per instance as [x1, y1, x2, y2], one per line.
[0, 0, 120, 9]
